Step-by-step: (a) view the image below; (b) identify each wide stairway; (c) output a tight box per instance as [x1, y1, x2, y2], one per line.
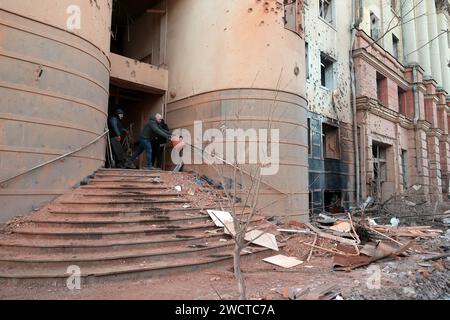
[0, 169, 271, 287]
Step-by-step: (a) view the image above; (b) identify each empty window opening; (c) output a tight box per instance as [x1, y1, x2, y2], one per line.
[305, 42, 310, 79]
[324, 191, 344, 214]
[111, 0, 165, 66]
[392, 34, 399, 59]
[308, 118, 312, 156]
[310, 190, 323, 214]
[398, 86, 407, 115]
[284, 0, 305, 36]
[372, 142, 389, 200]
[376, 72, 387, 105]
[320, 53, 335, 89]
[322, 123, 340, 160]
[319, 0, 334, 25]
[372, 143, 387, 182]
[370, 12, 381, 40]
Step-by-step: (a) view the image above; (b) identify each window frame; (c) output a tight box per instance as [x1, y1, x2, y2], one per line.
[322, 123, 341, 160]
[319, 0, 335, 27]
[283, 0, 305, 37]
[320, 52, 336, 90]
[370, 11, 381, 40]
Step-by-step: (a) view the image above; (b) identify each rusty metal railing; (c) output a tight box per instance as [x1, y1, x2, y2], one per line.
[0, 129, 109, 186]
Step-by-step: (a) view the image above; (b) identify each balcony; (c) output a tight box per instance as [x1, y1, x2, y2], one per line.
[109, 53, 168, 94]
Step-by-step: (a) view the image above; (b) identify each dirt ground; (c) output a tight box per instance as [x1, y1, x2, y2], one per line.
[1, 232, 449, 300]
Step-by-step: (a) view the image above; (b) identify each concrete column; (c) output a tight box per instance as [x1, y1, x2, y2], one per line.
[415, 0, 432, 78]
[440, 137, 450, 196]
[438, 13, 450, 94]
[408, 127, 430, 197]
[427, 132, 443, 200]
[402, 0, 419, 64]
[427, 0, 443, 86]
[438, 95, 450, 196]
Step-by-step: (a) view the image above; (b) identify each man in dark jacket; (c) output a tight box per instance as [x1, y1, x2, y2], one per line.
[151, 118, 170, 169]
[108, 108, 129, 168]
[129, 113, 172, 170]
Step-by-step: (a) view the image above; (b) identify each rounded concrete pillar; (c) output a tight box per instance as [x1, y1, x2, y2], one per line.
[427, 0, 443, 86]
[402, 0, 419, 65]
[438, 12, 450, 94]
[165, 0, 309, 221]
[415, 0, 432, 78]
[0, 1, 112, 222]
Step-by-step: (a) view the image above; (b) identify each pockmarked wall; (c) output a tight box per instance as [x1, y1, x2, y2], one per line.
[0, 0, 112, 222]
[165, 0, 310, 221]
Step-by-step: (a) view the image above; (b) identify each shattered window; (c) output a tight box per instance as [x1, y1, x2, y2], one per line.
[319, 0, 333, 24]
[308, 118, 312, 156]
[322, 123, 340, 160]
[392, 34, 399, 59]
[372, 143, 387, 182]
[370, 12, 381, 40]
[305, 41, 310, 79]
[320, 53, 335, 89]
[284, 0, 305, 37]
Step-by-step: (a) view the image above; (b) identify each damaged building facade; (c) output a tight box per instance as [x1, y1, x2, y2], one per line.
[0, 0, 309, 223]
[0, 0, 449, 224]
[304, 0, 356, 213]
[353, 0, 450, 203]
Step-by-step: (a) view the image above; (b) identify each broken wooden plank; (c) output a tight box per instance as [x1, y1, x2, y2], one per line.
[245, 230, 279, 251]
[263, 255, 303, 268]
[207, 210, 233, 227]
[305, 223, 357, 246]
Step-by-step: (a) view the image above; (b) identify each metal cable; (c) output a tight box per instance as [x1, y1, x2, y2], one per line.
[0, 130, 109, 186]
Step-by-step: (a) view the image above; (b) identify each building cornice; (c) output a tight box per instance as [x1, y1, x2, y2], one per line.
[439, 133, 449, 143]
[353, 49, 410, 89]
[426, 128, 444, 138]
[356, 96, 413, 129]
[417, 120, 432, 132]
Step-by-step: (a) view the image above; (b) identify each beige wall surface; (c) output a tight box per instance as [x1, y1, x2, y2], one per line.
[166, 0, 305, 102]
[165, 0, 309, 220]
[304, 0, 353, 124]
[110, 53, 168, 93]
[0, 5, 111, 222]
[0, 0, 112, 53]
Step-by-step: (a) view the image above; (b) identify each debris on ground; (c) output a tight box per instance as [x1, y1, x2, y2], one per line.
[263, 255, 303, 268]
[207, 210, 233, 227]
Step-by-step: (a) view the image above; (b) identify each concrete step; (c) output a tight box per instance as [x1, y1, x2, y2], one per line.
[88, 179, 164, 184]
[97, 168, 165, 174]
[48, 207, 217, 217]
[94, 173, 161, 178]
[0, 239, 234, 269]
[27, 213, 212, 228]
[60, 198, 189, 205]
[0, 246, 270, 287]
[27, 211, 258, 229]
[79, 192, 185, 198]
[13, 220, 217, 240]
[0, 232, 225, 255]
[81, 185, 168, 190]
[0, 168, 270, 287]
